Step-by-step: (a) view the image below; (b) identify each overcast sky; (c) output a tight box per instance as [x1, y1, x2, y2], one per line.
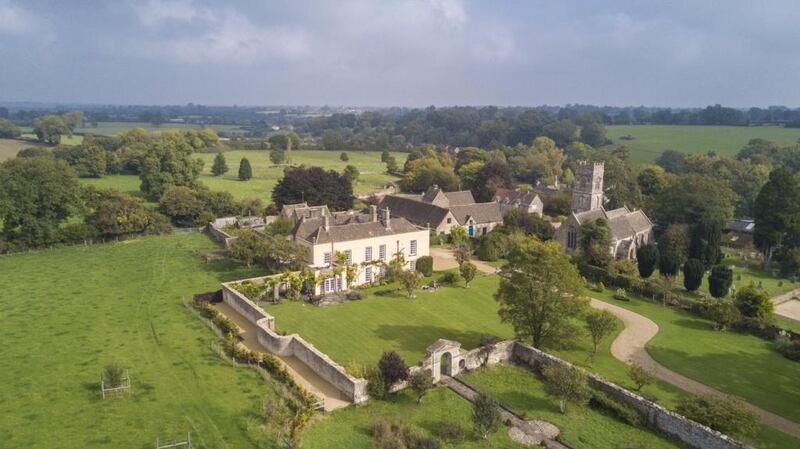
[1, 0, 799, 107]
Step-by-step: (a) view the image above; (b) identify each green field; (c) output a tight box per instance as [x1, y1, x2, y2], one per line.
[463, 365, 684, 449]
[74, 121, 245, 136]
[0, 233, 281, 449]
[591, 289, 800, 424]
[0, 138, 49, 160]
[269, 275, 513, 366]
[303, 387, 525, 448]
[607, 125, 800, 163]
[78, 150, 404, 201]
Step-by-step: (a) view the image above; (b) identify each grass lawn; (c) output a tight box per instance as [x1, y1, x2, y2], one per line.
[303, 387, 524, 448]
[0, 233, 284, 449]
[268, 275, 513, 367]
[463, 364, 685, 449]
[78, 150, 404, 202]
[606, 125, 800, 164]
[590, 289, 800, 425]
[74, 121, 245, 136]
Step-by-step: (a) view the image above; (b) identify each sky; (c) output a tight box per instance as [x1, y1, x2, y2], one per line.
[1, 0, 800, 108]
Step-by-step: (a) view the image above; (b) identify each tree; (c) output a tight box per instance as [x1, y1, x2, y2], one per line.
[703, 299, 740, 330]
[689, 218, 722, 270]
[460, 261, 477, 288]
[655, 150, 686, 173]
[53, 144, 107, 178]
[543, 119, 577, 147]
[343, 164, 360, 183]
[502, 209, 553, 240]
[682, 259, 705, 292]
[380, 150, 391, 163]
[495, 238, 588, 348]
[408, 370, 433, 404]
[211, 152, 229, 176]
[33, 115, 70, 144]
[585, 310, 616, 358]
[636, 244, 659, 278]
[272, 166, 354, 211]
[541, 363, 589, 413]
[0, 157, 82, 247]
[158, 186, 210, 227]
[138, 133, 203, 200]
[676, 394, 759, 437]
[472, 158, 514, 202]
[84, 187, 168, 238]
[238, 157, 253, 180]
[378, 351, 409, 391]
[708, 265, 733, 298]
[321, 129, 346, 151]
[339, 152, 349, 162]
[269, 147, 285, 165]
[401, 155, 459, 192]
[472, 393, 502, 439]
[629, 363, 655, 391]
[637, 166, 667, 196]
[754, 168, 800, 260]
[658, 225, 689, 276]
[476, 231, 509, 261]
[0, 118, 20, 138]
[580, 121, 608, 147]
[577, 218, 613, 269]
[734, 284, 774, 321]
[227, 230, 268, 267]
[397, 269, 421, 299]
[385, 155, 400, 175]
[651, 175, 736, 230]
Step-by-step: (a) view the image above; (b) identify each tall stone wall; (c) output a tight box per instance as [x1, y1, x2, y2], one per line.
[220, 282, 368, 403]
[511, 343, 754, 449]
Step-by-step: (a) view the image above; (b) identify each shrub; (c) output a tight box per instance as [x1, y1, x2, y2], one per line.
[346, 290, 365, 301]
[595, 282, 606, 292]
[437, 421, 467, 444]
[345, 361, 370, 378]
[378, 351, 409, 390]
[636, 244, 659, 278]
[589, 389, 641, 426]
[472, 393, 502, 439]
[628, 363, 655, 391]
[409, 370, 434, 404]
[541, 363, 589, 413]
[415, 256, 434, 277]
[734, 284, 774, 320]
[438, 271, 462, 285]
[613, 288, 629, 301]
[676, 394, 759, 437]
[774, 334, 800, 361]
[103, 363, 125, 388]
[703, 299, 740, 331]
[708, 265, 733, 298]
[367, 369, 387, 400]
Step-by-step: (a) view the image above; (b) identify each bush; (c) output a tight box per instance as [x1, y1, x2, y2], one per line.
[367, 369, 386, 400]
[613, 288, 629, 301]
[682, 258, 705, 292]
[734, 284, 774, 320]
[415, 256, 434, 277]
[346, 290, 365, 301]
[437, 421, 467, 444]
[708, 265, 733, 298]
[676, 394, 759, 437]
[595, 282, 606, 292]
[589, 390, 641, 426]
[372, 419, 440, 449]
[628, 363, 655, 391]
[103, 363, 125, 388]
[378, 351, 409, 390]
[774, 334, 800, 361]
[703, 299, 740, 331]
[438, 271, 462, 285]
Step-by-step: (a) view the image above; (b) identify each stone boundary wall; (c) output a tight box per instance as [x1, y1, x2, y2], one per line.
[220, 280, 368, 403]
[208, 217, 237, 247]
[511, 343, 753, 449]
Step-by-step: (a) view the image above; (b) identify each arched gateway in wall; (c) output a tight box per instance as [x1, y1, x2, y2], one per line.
[426, 339, 463, 383]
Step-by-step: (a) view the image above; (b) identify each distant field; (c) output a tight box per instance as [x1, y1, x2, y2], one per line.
[74, 121, 246, 136]
[0, 138, 47, 160]
[78, 150, 405, 201]
[606, 125, 800, 163]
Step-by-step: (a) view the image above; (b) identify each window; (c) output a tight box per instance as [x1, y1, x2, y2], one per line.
[481, 227, 487, 236]
[446, 217, 452, 224]
[379, 265, 386, 277]
[324, 278, 335, 293]
[344, 250, 352, 263]
[365, 266, 372, 283]
[365, 246, 373, 261]
[410, 240, 417, 256]
[336, 277, 342, 291]
[409, 259, 416, 271]
[323, 252, 332, 265]
[379, 244, 386, 260]
[567, 230, 577, 249]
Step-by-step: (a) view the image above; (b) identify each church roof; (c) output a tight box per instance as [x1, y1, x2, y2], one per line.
[572, 207, 652, 242]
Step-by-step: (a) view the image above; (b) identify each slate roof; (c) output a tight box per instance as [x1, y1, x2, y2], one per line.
[292, 215, 421, 244]
[443, 190, 476, 206]
[727, 219, 755, 234]
[493, 188, 542, 207]
[573, 206, 652, 242]
[379, 195, 451, 228]
[450, 202, 503, 225]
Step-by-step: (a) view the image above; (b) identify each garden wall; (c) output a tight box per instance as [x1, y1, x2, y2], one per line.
[511, 343, 753, 449]
[220, 281, 368, 403]
[207, 217, 237, 247]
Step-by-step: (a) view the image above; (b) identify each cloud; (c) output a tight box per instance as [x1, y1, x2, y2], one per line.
[134, 0, 209, 26]
[0, 0, 45, 37]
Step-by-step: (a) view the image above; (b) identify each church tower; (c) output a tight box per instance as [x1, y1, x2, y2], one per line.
[571, 161, 604, 213]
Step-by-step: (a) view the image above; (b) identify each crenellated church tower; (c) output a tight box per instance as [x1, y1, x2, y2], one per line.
[571, 161, 604, 213]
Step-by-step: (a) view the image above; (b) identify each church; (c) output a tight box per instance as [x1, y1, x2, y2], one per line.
[554, 161, 654, 260]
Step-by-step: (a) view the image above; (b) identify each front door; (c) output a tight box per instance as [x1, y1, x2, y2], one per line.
[440, 352, 452, 376]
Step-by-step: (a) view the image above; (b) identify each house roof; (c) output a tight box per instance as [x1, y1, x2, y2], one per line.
[292, 215, 421, 245]
[379, 195, 451, 228]
[443, 190, 476, 206]
[727, 219, 755, 234]
[281, 202, 308, 216]
[450, 202, 503, 226]
[572, 207, 652, 242]
[493, 188, 542, 207]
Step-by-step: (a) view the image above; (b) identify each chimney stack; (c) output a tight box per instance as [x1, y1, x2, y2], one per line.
[323, 214, 330, 231]
[371, 205, 378, 222]
[381, 207, 391, 230]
